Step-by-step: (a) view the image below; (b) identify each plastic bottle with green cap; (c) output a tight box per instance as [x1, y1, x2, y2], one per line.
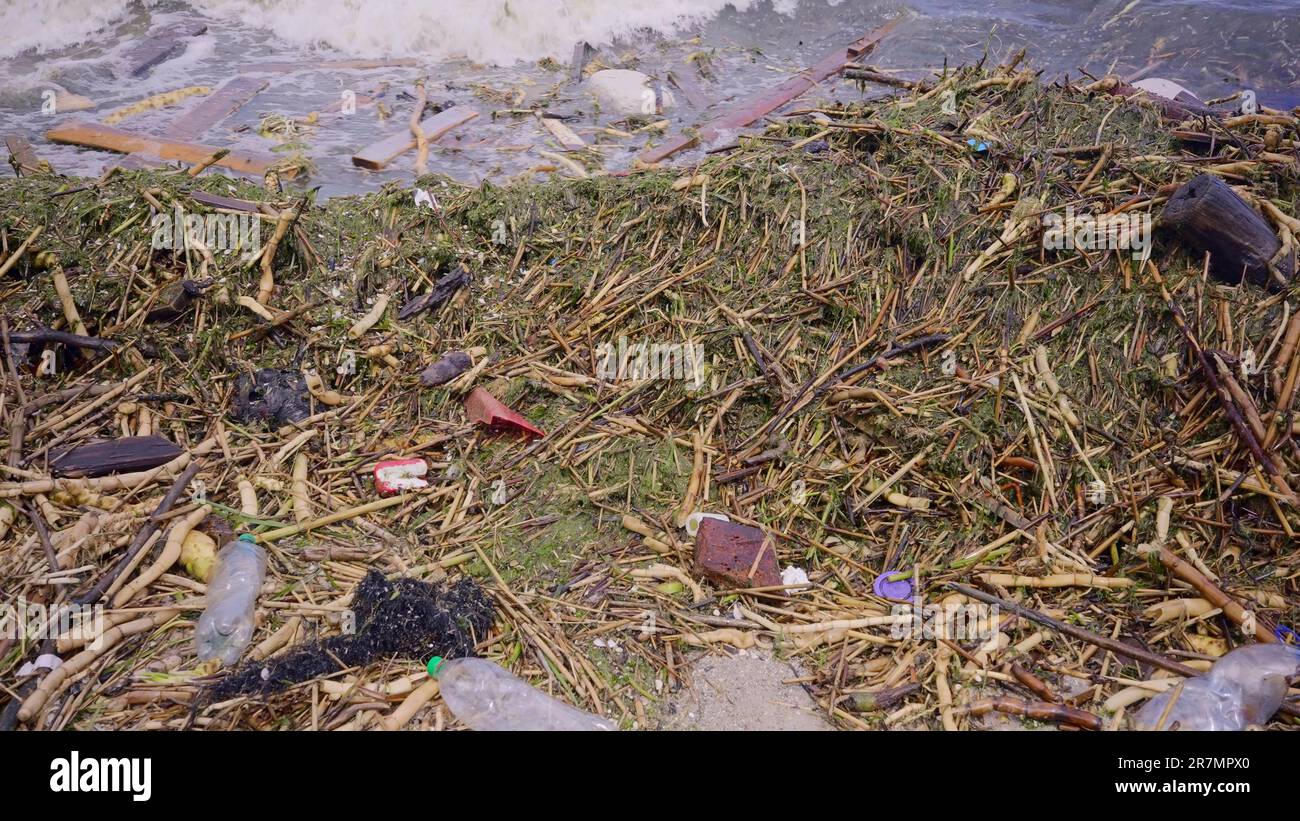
[1133, 643, 1300, 730]
[196, 533, 267, 666]
[429, 656, 615, 731]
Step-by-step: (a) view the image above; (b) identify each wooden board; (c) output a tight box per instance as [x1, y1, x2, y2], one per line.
[164, 76, 269, 142]
[109, 154, 165, 172]
[540, 116, 585, 150]
[189, 191, 262, 213]
[46, 121, 289, 177]
[51, 87, 96, 113]
[351, 106, 480, 170]
[639, 19, 899, 165]
[667, 70, 710, 109]
[118, 22, 209, 79]
[5, 135, 48, 175]
[238, 58, 420, 74]
[571, 41, 595, 83]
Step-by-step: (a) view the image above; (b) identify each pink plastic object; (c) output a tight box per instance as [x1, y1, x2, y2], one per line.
[374, 458, 428, 495]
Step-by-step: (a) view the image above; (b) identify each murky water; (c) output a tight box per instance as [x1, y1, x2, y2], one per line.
[1, 0, 1297, 197]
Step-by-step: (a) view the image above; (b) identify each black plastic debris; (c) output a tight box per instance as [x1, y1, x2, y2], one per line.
[145, 279, 206, 323]
[230, 368, 311, 426]
[205, 571, 494, 701]
[419, 350, 472, 386]
[398, 266, 469, 320]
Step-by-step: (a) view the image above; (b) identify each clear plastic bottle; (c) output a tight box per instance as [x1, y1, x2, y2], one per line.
[196, 534, 267, 666]
[1134, 643, 1300, 730]
[433, 657, 616, 731]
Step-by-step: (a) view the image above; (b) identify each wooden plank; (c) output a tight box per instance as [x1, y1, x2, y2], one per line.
[570, 41, 595, 83]
[319, 93, 376, 115]
[163, 76, 269, 142]
[238, 58, 420, 74]
[46, 121, 290, 177]
[5, 135, 48, 175]
[46, 84, 96, 113]
[118, 22, 209, 79]
[667, 70, 710, 109]
[540, 116, 585, 150]
[639, 19, 899, 165]
[109, 154, 165, 172]
[351, 106, 480, 170]
[189, 191, 262, 213]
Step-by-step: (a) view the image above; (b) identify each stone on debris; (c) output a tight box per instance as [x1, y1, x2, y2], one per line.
[694, 517, 780, 589]
[587, 69, 673, 116]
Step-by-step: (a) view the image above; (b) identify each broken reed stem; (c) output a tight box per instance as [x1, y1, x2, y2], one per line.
[0, 226, 42, 278]
[292, 452, 311, 524]
[410, 79, 429, 177]
[51, 265, 88, 337]
[1145, 260, 1295, 501]
[76, 459, 203, 606]
[112, 504, 209, 607]
[378, 678, 439, 730]
[257, 206, 296, 305]
[18, 609, 179, 724]
[187, 147, 230, 178]
[1153, 544, 1277, 644]
[253, 494, 409, 543]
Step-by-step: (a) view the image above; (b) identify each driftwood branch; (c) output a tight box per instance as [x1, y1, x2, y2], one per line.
[6, 328, 120, 351]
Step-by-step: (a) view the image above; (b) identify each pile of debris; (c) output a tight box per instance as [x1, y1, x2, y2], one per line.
[2, 52, 1299, 731]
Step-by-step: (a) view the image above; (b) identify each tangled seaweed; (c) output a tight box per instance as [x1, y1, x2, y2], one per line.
[206, 572, 493, 702]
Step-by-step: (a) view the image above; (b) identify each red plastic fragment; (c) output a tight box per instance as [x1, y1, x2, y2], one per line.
[464, 387, 545, 438]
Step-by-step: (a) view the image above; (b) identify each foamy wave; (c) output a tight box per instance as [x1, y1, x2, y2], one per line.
[0, 1, 807, 65]
[0, 0, 141, 58]
[189, 0, 788, 63]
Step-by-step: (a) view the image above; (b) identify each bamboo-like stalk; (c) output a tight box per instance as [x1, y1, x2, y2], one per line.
[112, 505, 210, 607]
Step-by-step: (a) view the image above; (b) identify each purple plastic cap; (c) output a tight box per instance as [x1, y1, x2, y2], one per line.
[874, 570, 913, 601]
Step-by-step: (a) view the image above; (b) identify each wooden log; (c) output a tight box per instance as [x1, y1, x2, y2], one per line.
[1161, 173, 1294, 289]
[164, 76, 269, 142]
[51, 436, 182, 478]
[639, 19, 898, 165]
[46, 121, 289, 177]
[351, 106, 479, 170]
[118, 22, 209, 79]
